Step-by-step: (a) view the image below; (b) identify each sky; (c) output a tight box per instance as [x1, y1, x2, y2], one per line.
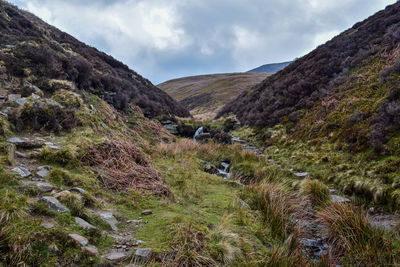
[9, 0, 397, 84]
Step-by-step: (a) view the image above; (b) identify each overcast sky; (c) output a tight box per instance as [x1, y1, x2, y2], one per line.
[9, 0, 397, 84]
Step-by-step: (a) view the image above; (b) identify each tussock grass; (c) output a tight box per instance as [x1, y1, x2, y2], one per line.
[299, 179, 330, 206]
[0, 190, 28, 226]
[248, 182, 299, 242]
[318, 202, 398, 265]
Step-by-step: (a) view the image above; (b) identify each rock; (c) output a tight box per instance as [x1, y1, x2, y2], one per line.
[330, 195, 351, 203]
[36, 166, 51, 178]
[46, 99, 65, 109]
[15, 151, 29, 158]
[41, 222, 55, 229]
[293, 172, 309, 178]
[39, 196, 69, 213]
[31, 93, 41, 100]
[68, 233, 89, 247]
[7, 94, 21, 103]
[11, 167, 31, 178]
[6, 143, 15, 166]
[134, 248, 152, 262]
[167, 167, 174, 171]
[28, 182, 53, 193]
[141, 210, 152, 216]
[84, 245, 99, 256]
[7, 137, 44, 149]
[103, 251, 132, 262]
[195, 133, 211, 141]
[0, 89, 8, 100]
[15, 97, 27, 105]
[70, 187, 85, 195]
[203, 162, 218, 175]
[75, 217, 96, 230]
[97, 211, 118, 231]
[163, 123, 179, 135]
[54, 190, 71, 199]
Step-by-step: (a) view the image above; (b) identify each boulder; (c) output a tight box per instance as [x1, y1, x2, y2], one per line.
[134, 248, 152, 262]
[103, 251, 132, 262]
[54, 190, 71, 199]
[11, 166, 31, 178]
[70, 187, 85, 195]
[39, 196, 69, 213]
[330, 195, 351, 203]
[84, 245, 99, 256]
[75, 217, 96, 230]
[36, 166, 51, 178]
[7, 137, 44, 149]
[28, 181, 53, 193]
[68, 233, 89, 247]
[141, 210, 152, 216]
[97, 211, 118, 231]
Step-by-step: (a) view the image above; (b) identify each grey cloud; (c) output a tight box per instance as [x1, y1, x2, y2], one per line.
[8, 0, 397, 83]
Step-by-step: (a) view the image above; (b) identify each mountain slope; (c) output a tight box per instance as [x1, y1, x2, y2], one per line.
[220, 2, 400, 152]
[248, 61, 293, 73]
[158, 72, 271, 119]
[0, 0, 189, 118]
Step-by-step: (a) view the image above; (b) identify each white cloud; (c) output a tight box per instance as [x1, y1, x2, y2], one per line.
[9, 0, 398, 83]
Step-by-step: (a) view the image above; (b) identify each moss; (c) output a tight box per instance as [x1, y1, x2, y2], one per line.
[39, 145, 81, 167]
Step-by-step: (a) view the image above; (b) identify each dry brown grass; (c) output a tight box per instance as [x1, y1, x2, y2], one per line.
[86, 139, 172, 197]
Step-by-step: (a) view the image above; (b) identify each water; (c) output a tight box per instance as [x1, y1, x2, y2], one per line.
[193, 127, 203, 141]
[217, 162, 231, 179]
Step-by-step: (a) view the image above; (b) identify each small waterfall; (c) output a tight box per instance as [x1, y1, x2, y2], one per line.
[217, 162, 231, 179]
[193, 127, 204, 141]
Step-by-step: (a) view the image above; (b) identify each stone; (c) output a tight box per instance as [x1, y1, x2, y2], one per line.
[134, 248, 152, 262]
[41, 222, 55, 229]
[36, 166, 51, 178]
[70, 187, 85, 195]
[330, 195, 351, 203]
[6, 143, 15, 166]
[7, 94, 21, 103]
[141, 210, 152, 216]
[39, 196, 69, 213]
[293, 172, 309, 177]
[75, 217, 96, 230]
[167, 167, 174, 171]
[15, 97, 27, 105]
[31, 93, 41, 100]
[84, 245, 99, 256]
[103, 251, 131, 262]
[195, 133, 211, 141]
[0, 89, 8, 99]
[163, 123, 178, 135]
[46, 99, 65, 109]
[7, 137, 44, 149]
[29, 182, 53, 193]
[97, 211, 118, 231]
[15, 151, 28, 158]
[11, 167, 31, 178]
[68, 233, 89, 247]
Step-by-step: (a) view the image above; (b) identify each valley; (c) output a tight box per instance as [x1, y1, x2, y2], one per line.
[1, 0, 400, 266]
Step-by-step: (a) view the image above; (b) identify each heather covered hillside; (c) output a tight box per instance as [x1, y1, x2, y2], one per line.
[0, 0, 189, 118]
[158, 72, 271, 119]
[220, 1, 400, 152]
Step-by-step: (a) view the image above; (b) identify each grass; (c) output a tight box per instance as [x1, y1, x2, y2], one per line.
[299, 179, 330, 206]
[318, 202, 398, 265]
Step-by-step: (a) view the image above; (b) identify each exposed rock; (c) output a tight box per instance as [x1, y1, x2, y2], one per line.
[11, 166, 31, 178]
[195, 133, 211, 141]
[330, 195, 351, 203]
[162, 121, 179, 135]
[25, 181, 53, 193]
[68, 233, 89, 247]
[70, 187, 85, 195]
[293, 172, 309, 178]
[97, 211, 118, 231]
[15, 97, 27, 105]
[134, 248, 152, 262]
[203, 162, 218, 175]
[36, 166, 51, 178]
[7, 93, 21, 103]
[6, 143, 15, 166]
[75, 217, 96, 230]
[7, 137, 44, 149]
[141, 210, 152, 216]
[41, 222, 55, 229]
[39, 196, 69, 213]
[84, 245, 99, 256]
[103, 251, 132, 262]
[368, 213, 400, 230]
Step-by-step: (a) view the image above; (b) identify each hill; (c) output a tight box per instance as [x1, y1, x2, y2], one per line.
[0, 0, 189, 118]
[219, 1, 400, 152]
[248, 61, 293, 73]
[158, 72, 271, 119]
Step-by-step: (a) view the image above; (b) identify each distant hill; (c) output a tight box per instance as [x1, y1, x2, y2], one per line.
[0, 0, 189, 118]
[248, 61, 293, 73]
[158, 72, 272, 120]
[219, 1, 400, 152]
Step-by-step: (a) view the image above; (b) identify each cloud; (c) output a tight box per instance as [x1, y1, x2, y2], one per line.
[8, 0, 397, 83]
